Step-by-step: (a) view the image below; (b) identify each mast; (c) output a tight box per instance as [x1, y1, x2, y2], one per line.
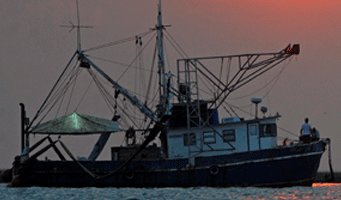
[156, 0, 167, 116]
[74, 2, 172, 126]
[20, 103, 26, 152]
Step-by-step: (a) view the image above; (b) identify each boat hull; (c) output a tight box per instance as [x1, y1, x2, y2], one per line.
[9, 141, 325, 187]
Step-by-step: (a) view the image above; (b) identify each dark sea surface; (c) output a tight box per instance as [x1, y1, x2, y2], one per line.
[1, 183, 340, 200]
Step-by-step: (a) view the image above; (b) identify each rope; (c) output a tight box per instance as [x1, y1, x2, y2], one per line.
[224, 102, 250, 117]
[164, 30, 188, 59]
[27, 52, 78, 132]
[116, 32, 157, 82]
[42, 60, 80, 114]
[229, 60, 289, 100]
[277, 126, 299, 137]
[83, 30, 154, 52]
[87, 69, 145, 128]
[95, 121, 165, 180]
[59, 140, 97, 179]
[145, 42, 157, 105]
[88, 69, 115, 112]
[65, 67, 81, 114]
[75, 76, 94, 111]
[35, 60, 82, 127]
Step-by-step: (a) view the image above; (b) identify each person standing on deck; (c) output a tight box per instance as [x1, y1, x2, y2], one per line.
[311, 127, 320, 141]
[300, 118, 312, 143]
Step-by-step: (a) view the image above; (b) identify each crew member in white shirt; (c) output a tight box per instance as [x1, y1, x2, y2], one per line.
[300, 118, 312, 143]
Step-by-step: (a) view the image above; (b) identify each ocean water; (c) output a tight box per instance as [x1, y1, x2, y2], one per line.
[1, 183, 340, 200]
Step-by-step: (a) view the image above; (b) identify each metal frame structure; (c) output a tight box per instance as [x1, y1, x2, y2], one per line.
[175, 44, 299, 160]
[177, 44, 299, 111]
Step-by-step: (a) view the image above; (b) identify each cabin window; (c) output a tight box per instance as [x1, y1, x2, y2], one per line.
[259, 124, 277, 137]
[184, 133, 196, 146]
[222, 129, 235, 142]
[203, 131, 216, 144]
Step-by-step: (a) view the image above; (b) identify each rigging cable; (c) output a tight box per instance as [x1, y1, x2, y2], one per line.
[88, 69, 143, 129]
[74, 75, 94, 112]
[83, 30, 154, 52]
[222, 60, 291, 120]
[261, 60, 289, 99]
[26, 52, 78, 132]
[277, 126, 299, 137]
[116, 32, 157, 82]
[44, 59, 80, 114]
[217, 58, 224, 96]
[52, 66, 83, 116]
[134, 36, 147, 128]
[224, 103, 240, 117]
[222, 105, 234, 117]
[82, 54, 158, 105]
[36, 59, 82, 126]
[145, 42, 158, 105]
[224, 102, 251, 117]
[85, 56, 132, 68]
[164, 30, 189, 58]
[47, 59, 80, 108]
[88, 69, 115, 113]
[228, 60, 290, 100]
[86, 55, 156, 74]
[54, 61, 79, 118]
[225, 58, 232, 92]
[65, 67, 81, 115]
[89, 69, 139, 129]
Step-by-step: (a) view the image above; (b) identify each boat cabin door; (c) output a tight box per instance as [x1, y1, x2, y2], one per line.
[248, 123, 260, 151]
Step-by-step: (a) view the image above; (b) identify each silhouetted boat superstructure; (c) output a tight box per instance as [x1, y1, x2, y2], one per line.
[2, 0, 331, 187]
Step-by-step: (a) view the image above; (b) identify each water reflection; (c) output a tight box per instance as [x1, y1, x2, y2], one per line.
[270, 183, 341, 199]
[313, 183, 341, 187]
[1, 183, 341, 199]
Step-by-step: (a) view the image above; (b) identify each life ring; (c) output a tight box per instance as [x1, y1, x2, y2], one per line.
[124, 170, 135, 180]
[210, 166, 219, 175]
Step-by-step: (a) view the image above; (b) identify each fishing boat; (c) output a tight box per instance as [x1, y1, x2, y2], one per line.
[2, 1, 332, 187]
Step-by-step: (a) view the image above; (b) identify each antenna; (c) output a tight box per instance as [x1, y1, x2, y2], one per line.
[76, 0, 81, 50]
[60, 0, 93, 51]
[251, 98, 262, 119]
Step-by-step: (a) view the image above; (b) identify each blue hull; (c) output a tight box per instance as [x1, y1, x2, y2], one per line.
[14, 141, 325, 187]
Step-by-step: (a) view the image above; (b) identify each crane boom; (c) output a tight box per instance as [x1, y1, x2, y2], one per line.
[78, 51, 160, 123]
